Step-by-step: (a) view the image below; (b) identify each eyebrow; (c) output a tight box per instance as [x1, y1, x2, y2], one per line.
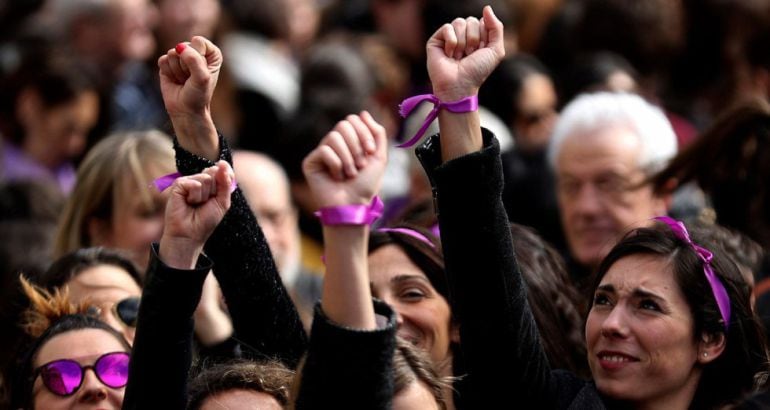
[596, 284, 666, 301]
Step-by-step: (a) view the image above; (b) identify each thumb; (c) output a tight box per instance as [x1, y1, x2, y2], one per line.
[483, 6, 505, 58]
[214, 160, 234, 211]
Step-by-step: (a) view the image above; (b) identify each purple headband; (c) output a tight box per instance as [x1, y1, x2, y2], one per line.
[655, 216, 731, 331]
[377, 227, 436, 249]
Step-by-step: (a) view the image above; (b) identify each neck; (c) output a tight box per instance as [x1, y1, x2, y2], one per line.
[439, 359, 456, 410]
[629, 370, 702, 410]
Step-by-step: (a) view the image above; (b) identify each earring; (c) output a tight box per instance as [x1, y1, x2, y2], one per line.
[702, 352, 708, 358]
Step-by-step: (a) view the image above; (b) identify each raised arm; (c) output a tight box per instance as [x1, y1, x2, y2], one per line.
[294, 112, 397, 409]
[418, 6, 556, 406]
[124, 162, 234, 409]
[158, 36, 307, 367]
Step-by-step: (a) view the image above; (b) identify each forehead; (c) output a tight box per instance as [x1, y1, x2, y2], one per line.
[36, 328, 127, 367]
[600, 254, 682, 299]
[66, 264, 141, 304]
[368, 245, 428, 285]
[557, 126, 642, 177]
[234, 158, 291, 211]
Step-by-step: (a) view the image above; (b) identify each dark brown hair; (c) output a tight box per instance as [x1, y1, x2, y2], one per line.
[187, 360, 295, 409]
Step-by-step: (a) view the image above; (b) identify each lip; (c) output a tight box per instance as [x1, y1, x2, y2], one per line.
[596, 350, 639, 371]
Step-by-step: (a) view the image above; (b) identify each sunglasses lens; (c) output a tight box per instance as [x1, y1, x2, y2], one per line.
[115, 298, 140, 327]
[41, 360, 82, 396]
[95, 352, 130, 388]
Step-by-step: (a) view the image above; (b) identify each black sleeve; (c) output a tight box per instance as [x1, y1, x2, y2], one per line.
[123, 244, 212, 410]
[174, 135, 308, 368]
[415, 130, 556, 407]
[294, 301, 397, 410]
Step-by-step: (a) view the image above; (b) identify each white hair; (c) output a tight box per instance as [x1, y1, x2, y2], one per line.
[547, 92, 677, 173]
[36, 0, 112, 34]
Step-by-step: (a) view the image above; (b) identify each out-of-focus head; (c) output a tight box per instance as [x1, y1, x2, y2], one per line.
[42, 0, 158, 79]
[187, 360, 294, 410]
[481, 54, 558, 152]
[548, 92, 677, 270]
[36, 247, 142, 345]
[233, 151, 299, 281]
[0, 49, 99, 169]
[391, 338, 448, 410]
[368, 227, 457, 370]
[561, 52, 639, 107]
[11, 278, 131, 409]
[54, 130, 174, 271]
[154, 0, 220, 52]
[585, 222, 767, 408]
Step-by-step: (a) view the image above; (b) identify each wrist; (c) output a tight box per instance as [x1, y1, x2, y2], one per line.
[432, 87, 479, 103]
[159, 235, 204, 269]
[315, 196, 383, 226]
[170, 110, 219, 160]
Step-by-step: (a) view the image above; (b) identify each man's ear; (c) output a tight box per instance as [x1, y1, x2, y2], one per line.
[87, 217, 113, 247]
[697, 331, 726, 364]
[653, 177, 677, 214]
[450, 321, 461, 344]
[15, 88, 41, 129]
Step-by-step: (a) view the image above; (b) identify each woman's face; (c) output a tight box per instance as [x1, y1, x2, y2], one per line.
[98, 173, 167, 271]
[32, 328, 128, 409]
[66, 264, 142, 345]
[369, 245, 456, 368]
[585, 254, 706, 406]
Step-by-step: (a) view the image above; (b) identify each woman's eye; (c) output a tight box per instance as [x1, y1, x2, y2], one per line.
[639, 299, 661, 312]
[593, 294, 611, 306]
[400, 288, 426, 301]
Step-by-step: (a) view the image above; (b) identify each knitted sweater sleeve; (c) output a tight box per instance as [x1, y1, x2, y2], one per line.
[174, 135, 308, 368]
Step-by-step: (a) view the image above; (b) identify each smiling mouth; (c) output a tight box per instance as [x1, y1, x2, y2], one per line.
[599, 354, 634, 363]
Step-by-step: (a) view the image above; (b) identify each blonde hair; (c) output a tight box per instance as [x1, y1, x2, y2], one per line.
[54, 130, 174, 257]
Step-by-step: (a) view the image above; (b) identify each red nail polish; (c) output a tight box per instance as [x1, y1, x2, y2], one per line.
[175, 43, 186, 54]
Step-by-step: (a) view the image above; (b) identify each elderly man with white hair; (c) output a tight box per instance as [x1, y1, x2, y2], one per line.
[548, 92, 677, 290]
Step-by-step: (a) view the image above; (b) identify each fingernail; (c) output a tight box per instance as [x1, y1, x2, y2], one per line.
[175, 43, 187, 54]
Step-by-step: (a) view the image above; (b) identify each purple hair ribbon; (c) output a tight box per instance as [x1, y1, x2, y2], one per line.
[655, 216, 731, 330]
[153, 171, 237, 193]
[378, 227, 436, 249]
[397, 94, 479, 148]
[315, 196, 384, 226]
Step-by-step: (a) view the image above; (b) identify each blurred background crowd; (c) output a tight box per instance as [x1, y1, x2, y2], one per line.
[1, 0, 769, 407]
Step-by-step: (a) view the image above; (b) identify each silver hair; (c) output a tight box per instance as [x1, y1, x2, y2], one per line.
[547, 92, 677, 174]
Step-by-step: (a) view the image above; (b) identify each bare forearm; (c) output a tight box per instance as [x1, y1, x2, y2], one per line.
[170, 110, 220, 161]
[438, 110, 483, 162]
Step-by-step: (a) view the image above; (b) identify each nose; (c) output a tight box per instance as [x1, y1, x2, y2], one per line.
[573, 184, 604, 216]
[600, 305, 629, 339]
[77, 368, 108, 403]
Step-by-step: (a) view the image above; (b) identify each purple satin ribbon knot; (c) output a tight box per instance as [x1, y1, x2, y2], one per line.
[655, 216, 731, 330]
[397, 94, 479, 148]
[315, 196, 384, 226]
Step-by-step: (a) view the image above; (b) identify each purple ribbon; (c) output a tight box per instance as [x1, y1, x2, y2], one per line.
[655, 216, 731, 330]
[153, 171, 238, 193]
[378, 227, 436, 249]
[315, 196, 384, 226]
[397, 94, 479, 148]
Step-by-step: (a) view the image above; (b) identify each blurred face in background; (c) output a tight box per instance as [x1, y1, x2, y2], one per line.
[155, 0, 220, 51]
[513, 72, 558, 152]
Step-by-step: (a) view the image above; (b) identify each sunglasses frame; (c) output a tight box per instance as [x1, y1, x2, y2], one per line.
[32, 351, 130, 397]
[112, 297, 140, 328]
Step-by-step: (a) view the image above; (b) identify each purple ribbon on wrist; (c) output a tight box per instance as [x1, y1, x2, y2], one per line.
[397, 94, 479, 148]
[315, 196, 384, 226]
[152, 171, 237, 193]
[655, 216, 731, 330]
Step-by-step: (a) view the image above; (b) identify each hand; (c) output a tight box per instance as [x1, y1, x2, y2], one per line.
[158, 36, 222, 160]
[427, 6, 505, 102]
[302, 111, 387, 209]
[159, 161, 234, 268]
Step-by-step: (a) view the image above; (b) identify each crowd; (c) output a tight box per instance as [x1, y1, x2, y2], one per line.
[1, 0, 770, 408]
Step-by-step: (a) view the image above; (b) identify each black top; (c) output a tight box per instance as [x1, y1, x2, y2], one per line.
[123, 136, 307, 409]
[416, 130, 606, 409]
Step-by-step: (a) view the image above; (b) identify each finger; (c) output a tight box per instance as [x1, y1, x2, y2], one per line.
[184, 38, 214, 88]
[167, 51, 188, 84]
[324, 130, 358, 178]
[341, 116, 370, 165]
[479, 17, 488, 49]
[451, 18, 467, 60]
[190, 173, 215, 204]
[465, 17, 480, 55]
[176, 178, 204, 205]
[360, 111, 388, 158]
[158, 55, 174, 79]
[440, 24, 457, 59]
[316, 145, 345, 181]
[191, 35, 223, 72]
[483, 5, 505, 58]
